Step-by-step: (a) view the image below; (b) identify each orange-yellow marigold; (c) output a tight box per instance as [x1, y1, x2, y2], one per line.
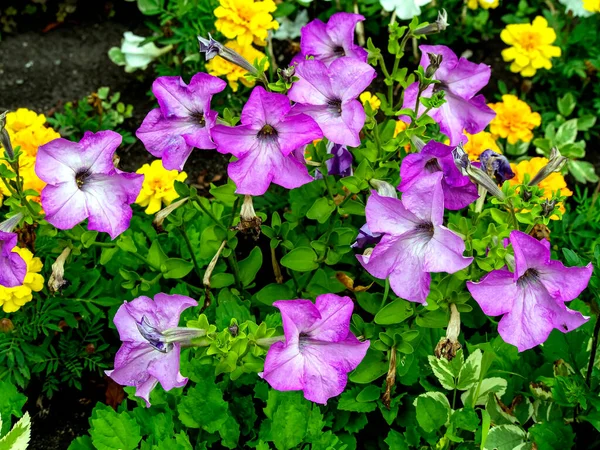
[463, 131, 501, 161]
[214, 0, 279, 47]
[488, 95, 541, 144]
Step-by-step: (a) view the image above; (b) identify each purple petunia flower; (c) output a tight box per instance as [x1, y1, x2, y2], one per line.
[315, 141, 353, 179]
[260, 294, 370, 404]
[400, 140, 478, 210]
[357, 174, 473, 304]
[136, 73, 226, 171]
[212, 86, 322, 195]
[106, 293, 198, 407]
[0, 232, 26, 288]
[292, 12, 368, 67]
[401, 45, 495, 146]
[467, 231, 592, 352]
[288, 57, 376, 147]
[36, 131, 143, 240]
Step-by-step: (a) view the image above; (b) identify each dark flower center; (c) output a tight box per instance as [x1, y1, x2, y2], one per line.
[327, 98, 343, 117]
[425, 158, 442, 173]
[333, 46, 345, 56]
[75, 169, 91, 188]
[257, 124, 278, 141]
[191, 111, 205, 127]
[298, 332, 311, 352]
[517, 268, 540, 287]
[415, 221, 434, 237]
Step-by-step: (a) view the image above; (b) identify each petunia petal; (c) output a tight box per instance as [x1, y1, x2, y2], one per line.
[467, 269, 517, 317]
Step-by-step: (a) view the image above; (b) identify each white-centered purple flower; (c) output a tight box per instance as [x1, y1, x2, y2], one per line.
[260, 294, 370, 404]
[212, 86, 322, 195]
[288, 57, 376, 147]
[36, 131, 143, 240]
[401, 45, 495, 146]
[292, 12, 368, 66]
[0, 232, 26, 288]
[400, 140, 478, 210]
[106, 293, 198, 407]
[136, 73, 226, 171]
[357, 174, 473, 304]
[467, 231, 592, 352]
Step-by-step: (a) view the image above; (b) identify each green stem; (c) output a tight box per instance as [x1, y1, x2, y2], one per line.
[321, 170, 336, 201]
[228, 196, 241, 229]
[180, 226, 202, 279]
[373, 123, 383, 159]
[586, 314, 600, 387]
[90, 241, 115, 248]
[130, 251, 160, 272]
[227, 251, 242, 290]
[380, 278, 390, 310]
[193, 198, 228, 233]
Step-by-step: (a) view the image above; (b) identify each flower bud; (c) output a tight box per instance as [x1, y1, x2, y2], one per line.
[236, 195, 262, 237]
[370, 179, 398, 198]
[452, 145, 506, 201]
[228, 322, 239, 337]
[48, 247, 71, 294]
[280, 65, 296, 84]
[528, 147, 567, 187]
[85, 343, 96, 354]
[0, 111, 14, 159]
[153, 197, 189, 229]
[425, 53, 444, 78]
[479, 150, 515, 183]
[203, 240, 227, 288]
[0, 318, 14, 333]
[414, 10, 449, 36]
[410, 135, 426, 152]
[541, 199, 558, 218]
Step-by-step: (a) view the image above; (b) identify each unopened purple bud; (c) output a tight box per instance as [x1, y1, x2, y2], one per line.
[479, 150, 515, 183]
[198, 34, 221, 61]
[425, 53, 443, 78]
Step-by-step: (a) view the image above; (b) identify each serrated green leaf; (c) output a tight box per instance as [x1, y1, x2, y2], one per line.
[483, 425, 527, 450]
[90, 409, 141, 450]
[413, 392, 451, 433]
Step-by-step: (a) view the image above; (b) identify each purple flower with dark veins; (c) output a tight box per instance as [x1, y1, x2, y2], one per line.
[292, 12, 368, 66]
[401, 45, 496, 146]
[0, 232, 26, 288]
[357, 174, 473, 304]
[400, 140, 478, 210]
[106, 293, 198, 407]
[136, 73, 226, 171]
[36, 131, 143, 239]
[212, 86, 322, 195]
[467, 231, 592, 352]
[288, 57, 376, 147]
[315, 141, 353, 179]
[260, 294, 370, 404]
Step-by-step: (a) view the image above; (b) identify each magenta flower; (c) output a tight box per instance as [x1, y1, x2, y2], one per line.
[212, 86, 321, 195]
[136, 73, 226, 171]
[357, 174, 473, 304]
[288, 57, 376, 147]
[400, 140, 478, 210]
[106, 293, 198, 407]
[36, 131, 143, 239]
[292, 12, 367, 66]
[401, 45, 495, 145]
[260, 294, 369, 404]
[0, 232, 26, 288]
[467, 231, 592, 352]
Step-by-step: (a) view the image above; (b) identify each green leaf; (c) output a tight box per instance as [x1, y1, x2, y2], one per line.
[306, 197, 336, 224]
[457, 349, 482, 390]
[67, 436, 95, 450]
[413, 392, 451, 433]
[483, 425, 527, 450]
[451, 407, 479, 432]
[238, 246, 263, 287]
[178, 366, 229, 433]
[384, 429, 408, 450]
[0, 412, 30, 450]
[568, 160, 599, 183]
[108, 47, 126, 66]
[254, 283, 295, 306]
[81, 231, 99, 248]
[280, 247, 319, 272]
[428, 355, 457, 390]
[147, 240, 168, 268]
[136, 0, 164, 15]
[461, 377, 507, 407]
[338, 387, 378, 413]
[117, 235, 137, 253]
[218, 414, 241, 449]
[349, 349, 388, 383]
[529, 421, 575, 450]
[555, 119, 578, 146]
[161, 258, 194, 279]
[557, 93, 576, 117]
[374, 299, 414, 325]
[90, 409, 141, 450]
[266, 391, 310, 450]
[0, 381, 26, 436]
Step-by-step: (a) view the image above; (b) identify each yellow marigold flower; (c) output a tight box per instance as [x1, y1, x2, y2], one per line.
[510, 157, 572, 219]
[10, 126, 60, 162]
[214, 0, 279, 47]
[5, 108, 47, 133]
[359, 92, 381, 112]
[463, 131, 501, 161]
[0, 247, 44, 313]
[583, 0, 600, 12]
[467, 0, 499, 9]
[500, 17, 561, 77]
[488, 95, 541, 144]
[136, 160, 188, 215]
[206, 41, 269, 92]
[393, 121, 407, 138]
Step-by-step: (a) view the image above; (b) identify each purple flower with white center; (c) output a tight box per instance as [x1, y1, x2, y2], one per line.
[315, 142, 353, 179]
[401, 45, 495, 146]
[259, 294, 369, 404]
[357, 174, 473, 304]
[36, 131, 143, 239]
[288, 57, 376, 147]
[467, 231, 592, 352]
[0, 232, 26, 288]
[136, 73, 226, 171]
[292, 13, 367, 67]
[400, 140, 478, 210]
[212, 86, 322, 195]
[479, 150, 515, 183]
[106, 293, 198, 407]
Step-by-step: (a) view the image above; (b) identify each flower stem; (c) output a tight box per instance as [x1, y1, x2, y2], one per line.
[193, 198, 228, 233]
[179, 225, 202, 279]
[380, 278, 390, 310]
[227, 251, 243, 290]
[586, 314, 600, 387]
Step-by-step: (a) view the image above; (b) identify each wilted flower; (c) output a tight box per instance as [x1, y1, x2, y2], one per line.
[401, 45, 495, 145]
[467, 231, 592, 351]
[370, 179, 397, 198]
[488, 95, 541, 144]
[479, 150, 515, 183]
[214, 0, 279, 47]
[260, 294, 370, 404]
[36, 131, 144, 239]
[153, 197, 189, 229]
[109, 32, 173, 73]
[414, 9, 449, 36]
[358, 174, 473, 304]
[0, 247, 43, 313]
[135, 160, 187, 215]
[137, 74, 226, 171]
[213, 87, 321, 195]
[379, 0, 432, 20]
[0, 213, 23, 233]
[106, 293, 198, 407]
[501, 17, 561, 77]
[400, 140, 479, 210]
[0, 232, 26, 288]
[435, 303, 462, 360]
[48, 247, 71, 294]
[528, 148, 567, 187]
[453, 145, 506, 200]
[292, 12, 367, 66]
[0, 112, 14, 159]
[288, 58, 376, 147]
